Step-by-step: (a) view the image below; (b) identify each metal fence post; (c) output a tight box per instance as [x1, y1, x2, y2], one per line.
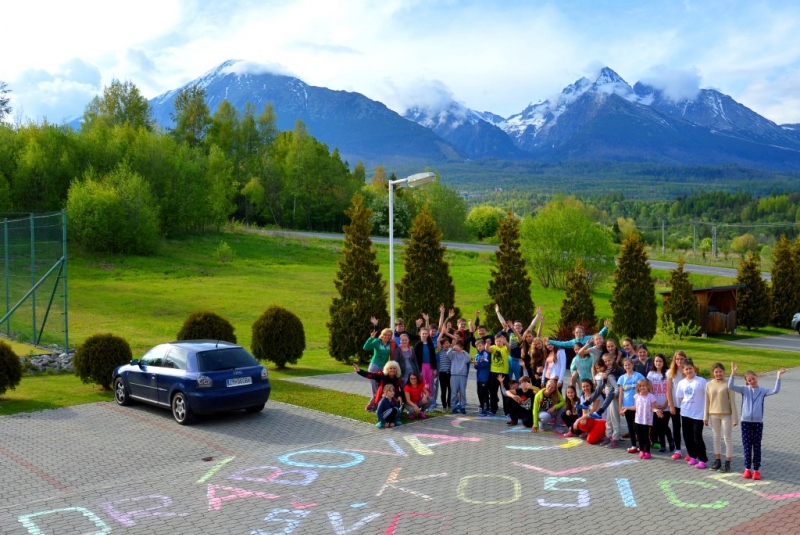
[63, 209, 69, 351]
[3, 218, 8, 336]
[30, 213, 36, 342]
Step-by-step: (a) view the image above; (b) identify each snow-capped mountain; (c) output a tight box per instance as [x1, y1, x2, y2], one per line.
[403, 102, 526, 159]
[405, 66, 800, 169]
[148, 60, 462, 165]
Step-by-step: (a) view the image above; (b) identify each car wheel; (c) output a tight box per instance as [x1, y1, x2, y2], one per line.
[114, 376, 132, 406]
[245, 403, 265, 414]
[171, 392, 194, 425]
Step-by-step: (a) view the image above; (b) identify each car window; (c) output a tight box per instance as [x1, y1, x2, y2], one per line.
[163, 347, 188, 370]
[140, 345, 170, 367]
[196, 347, 259, 372]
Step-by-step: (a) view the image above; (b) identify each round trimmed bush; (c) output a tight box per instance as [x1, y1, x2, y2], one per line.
[251, 305, 305, 369]
[176, 310, 237, 343]
[0, 340, 23, 396]
[73, 333, 132, 390]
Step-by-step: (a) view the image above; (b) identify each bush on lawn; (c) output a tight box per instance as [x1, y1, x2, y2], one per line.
[73, 333, 132, 390]
[251, 305, 305, 368]
[0, 340, 23, 396]
[176, 310, 237, 343]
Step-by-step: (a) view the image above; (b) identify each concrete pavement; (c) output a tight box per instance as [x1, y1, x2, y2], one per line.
[1, 367, 798, 534]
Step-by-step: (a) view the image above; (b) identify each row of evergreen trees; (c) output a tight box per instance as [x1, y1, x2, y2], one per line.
[328, 193, 800, 363]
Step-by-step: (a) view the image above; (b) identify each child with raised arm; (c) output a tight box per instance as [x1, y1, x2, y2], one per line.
[448, 340, 471, 414]
[435, 327, 453, 411]
[729, 362, 785, 480]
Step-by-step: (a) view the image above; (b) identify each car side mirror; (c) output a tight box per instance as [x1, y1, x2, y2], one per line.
[130, 359, 140, 366]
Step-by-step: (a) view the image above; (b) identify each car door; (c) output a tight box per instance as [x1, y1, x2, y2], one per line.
[158, 347, 189, 406]
[128, 345, 169, 402]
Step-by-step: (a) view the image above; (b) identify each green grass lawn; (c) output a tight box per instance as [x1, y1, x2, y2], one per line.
[2, 228, 796, 417]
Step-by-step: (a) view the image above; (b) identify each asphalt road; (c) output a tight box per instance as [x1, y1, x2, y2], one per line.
[722, 333, 800, 353]
[255, 229, 770, 281]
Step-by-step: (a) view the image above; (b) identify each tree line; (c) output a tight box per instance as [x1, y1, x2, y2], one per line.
[0, 79, 472, 254]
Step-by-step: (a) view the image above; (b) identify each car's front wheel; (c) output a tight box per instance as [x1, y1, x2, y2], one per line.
[171, 392, 194, 425]
[114, 376, 132, 406]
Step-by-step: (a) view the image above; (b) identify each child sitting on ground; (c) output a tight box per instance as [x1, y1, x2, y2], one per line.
[376, 384, 402, 429]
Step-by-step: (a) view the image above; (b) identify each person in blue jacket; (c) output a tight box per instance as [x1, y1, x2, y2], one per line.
[549, 319, 611, 349]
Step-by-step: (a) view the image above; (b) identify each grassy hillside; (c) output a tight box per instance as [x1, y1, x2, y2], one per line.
[1, 228, 795, 417]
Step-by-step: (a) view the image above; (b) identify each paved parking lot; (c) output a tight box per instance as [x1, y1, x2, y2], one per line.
[1, 368, 799, 535]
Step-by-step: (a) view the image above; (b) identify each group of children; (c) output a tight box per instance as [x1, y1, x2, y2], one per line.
[357, 306, 787, 478]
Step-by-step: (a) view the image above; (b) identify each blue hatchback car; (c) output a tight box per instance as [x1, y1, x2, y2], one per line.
[112, 340, 271, 425]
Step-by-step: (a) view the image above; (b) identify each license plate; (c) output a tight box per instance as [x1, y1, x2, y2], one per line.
[226, 377, 253, 387]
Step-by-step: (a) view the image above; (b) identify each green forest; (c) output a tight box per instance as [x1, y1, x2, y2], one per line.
[1, 79, 799, 256]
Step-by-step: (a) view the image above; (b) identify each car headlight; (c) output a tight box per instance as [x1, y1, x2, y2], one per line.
[197, 375, 213, 388]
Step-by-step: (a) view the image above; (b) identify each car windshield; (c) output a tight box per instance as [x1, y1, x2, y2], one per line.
[196, 347, 260, 372]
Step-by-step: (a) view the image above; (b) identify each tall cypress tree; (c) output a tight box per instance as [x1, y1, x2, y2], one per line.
[771, 235, 799, 327]
[556, 259, 598, 335]
[610, 232, 657, 340]
[483, 211, 534, 332]
[327, 193, 389, 363]
[397, 204, 457, 326]
[661, 257, 699, 329]
[736, 251, 772, 330]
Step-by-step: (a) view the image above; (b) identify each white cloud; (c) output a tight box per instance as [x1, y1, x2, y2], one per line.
[640, 67, 702, 102]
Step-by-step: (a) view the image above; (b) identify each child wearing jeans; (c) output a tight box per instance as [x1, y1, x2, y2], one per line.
[728, 362, 785, 480]
[375, 384, 402, 429]
[676, 358, 708, 469]
[474, 339, 491, 416]
[633, 379, 662, 459]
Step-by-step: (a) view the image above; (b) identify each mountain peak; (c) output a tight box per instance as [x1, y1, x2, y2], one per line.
[595, 67, 627, 86]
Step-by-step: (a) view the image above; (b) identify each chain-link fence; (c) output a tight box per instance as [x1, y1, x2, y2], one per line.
[0, 211, 68, 350]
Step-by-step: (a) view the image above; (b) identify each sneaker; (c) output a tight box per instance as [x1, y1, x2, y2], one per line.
[426, 406, 436, 414]
[710, 459, 722, 471]
[375, 421, 384, 429]
[671, 452, 682, 461]
[652, 443, 660, 450]
[742, 469, 752, 479]
[687, 458, 698, 466]
[658, 447, 666, 453]
[554, 426, 567, 434]
[460, 408, 467, 414]
[589, 412, 602, 419]
[696, 461, 708, 470]
[627, 447, 639, 454]
[598, 437, 611, 446]
[366, 403, 377, 412]
[608, 440, 619, 449]
[408, 412, 415, 419]
[684, 455, 692, 462]
[451, 408, 459, 414]
[753, 471, 761, 480]
[394, 421, 402, 426]
[579, 432, 588, 439]
[639, 451, 644, 459]
[419, 412, 427, 419]
[643, 452, 651, 460]
[668, 439, 676, 452]
[563, 429, 575, 438]
[722, 460, 731, 473]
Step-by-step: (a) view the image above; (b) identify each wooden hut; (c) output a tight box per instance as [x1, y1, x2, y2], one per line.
[660, 284, 744, 335]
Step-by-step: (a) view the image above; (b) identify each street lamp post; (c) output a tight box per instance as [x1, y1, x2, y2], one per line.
[388, 172, 436, 327]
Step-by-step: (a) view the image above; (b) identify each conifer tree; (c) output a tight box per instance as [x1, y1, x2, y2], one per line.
[556, 259, 598, 335]
[610, 232, 657, 340]
[483, 211, 534, 331]
[327, 193, 389, 363]
[736, 251, 772, 330]
[770, 235, 799, 327]
[397, 204, 457, 327]
[661, 257, 699, 330]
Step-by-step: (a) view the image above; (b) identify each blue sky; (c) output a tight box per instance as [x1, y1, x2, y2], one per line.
[3, 0, 799, 125]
